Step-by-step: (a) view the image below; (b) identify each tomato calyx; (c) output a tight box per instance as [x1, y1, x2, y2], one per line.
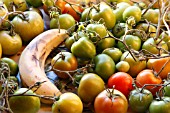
[106, 87, 122, 101]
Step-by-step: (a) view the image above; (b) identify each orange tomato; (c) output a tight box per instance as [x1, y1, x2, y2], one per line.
[136, 69, 162, 96]
[63, 3, 83, 21]
[147, 57, 170, 79]
[94, 88, 128, 113]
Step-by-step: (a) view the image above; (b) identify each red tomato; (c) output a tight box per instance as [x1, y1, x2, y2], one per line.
[107, 72, 133, 98]
[136, 69, 162, 96]
[63, 3, 83, 21]
[94, 88, 128, 113]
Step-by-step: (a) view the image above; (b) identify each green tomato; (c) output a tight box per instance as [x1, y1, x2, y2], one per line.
[129, 88, 153, 113]
[142, 38, 168, 54]
[0, 30, 22, 55]
[164, 80, 170, 97]
[65, 35, 76, 50]
[159, 31, 170, 42]
[0, 57, 19, 76]
[11, 11, 44, 43]
[90, 2, 116, 29]
[102, 47, 122, 63]
[149, 97, 170, 113]
[135, 23, 157, 39]
[107, 0, 133, 4]
[94, 54, 115, 80]
[71, 37, 96, 59]
[50, 14, 76, 31]
[9, 88, 41, 113]
[26, 0, 43, 8]
[96, 38, 115, 53]
[116, 61, 130, 72]
[78, 73, 105, 103]
[123, 5, 142, 23]
[86, 23, 107, 38]
[113, 2, 131, 23]
[143, 8, 159, 24]
[2, 0, 28, 11]
[80, 7, 91, 22]
[117, 35, 141, 51]
[112, 22, 127, 38]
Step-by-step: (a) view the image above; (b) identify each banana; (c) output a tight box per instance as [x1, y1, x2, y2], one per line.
[19, 29, 69, 104]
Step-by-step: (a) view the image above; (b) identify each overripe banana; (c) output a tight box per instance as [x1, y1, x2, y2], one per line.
[19, 29, 69, 104]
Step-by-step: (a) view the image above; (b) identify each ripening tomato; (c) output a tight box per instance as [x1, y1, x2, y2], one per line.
[136, 69, 162, 96]
[94, 88, 128, 113]
[63, 3, 83, 21]
[78, 73, 105, 103]
[52, 92, 83, 113]
[107, 72, 133, 98]
[120, 51, 147, 77]
[11, 11, 44, 43]
[43, 0, 66, 14]
[51, 51, 78, 79]
[147, 57, 170, 79]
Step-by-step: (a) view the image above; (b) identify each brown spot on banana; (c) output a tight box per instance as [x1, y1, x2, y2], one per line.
[19, 29, 69, 104]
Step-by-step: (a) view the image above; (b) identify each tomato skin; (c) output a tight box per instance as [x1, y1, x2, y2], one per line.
[78, 73, 105, 103]
[0, 30, 22, 56]
[90, 2, 116, 29]
[50, 14, 76, 30]
[52, 92, 83, 113]
[3, 0, 28, 11]
[142, 38, 168, 55]
[112, 23, 126, 38]
[80, 7, 91, 22]
[136, 69, 162, 96]
[120, 51, 146, 77]
[55, 0, 66, 13]
[135, 23, 157, 39]
[71, 37, 96, 59]
[149, 97, 170, 113]
[96, 38, 115, 53]
[43, 0, 66, 14]
[102, 47, 122, 63]
[113, 2, 131, 23]
[86, 23, 107, 38]
[94, 54, 115, 81]
[9, 88, 41, 113]
[129, 88, 153, 113]
[164, 80, 170, 97]
[123, 5, 142, 23]
[51, 51, 78, 79]
[118, 35, 141, 51]
[11, 11, 44, 43]
[94, 89, 128, 113]
[147, 57, 170, 79]
[143, 9, 159, 24]
[107, 72, 133, 98]
[0, 57, 19, 76]
[63, 3, 83, 21]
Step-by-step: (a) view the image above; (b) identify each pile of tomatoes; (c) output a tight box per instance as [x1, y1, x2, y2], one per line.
[0, 0, 170, 113]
